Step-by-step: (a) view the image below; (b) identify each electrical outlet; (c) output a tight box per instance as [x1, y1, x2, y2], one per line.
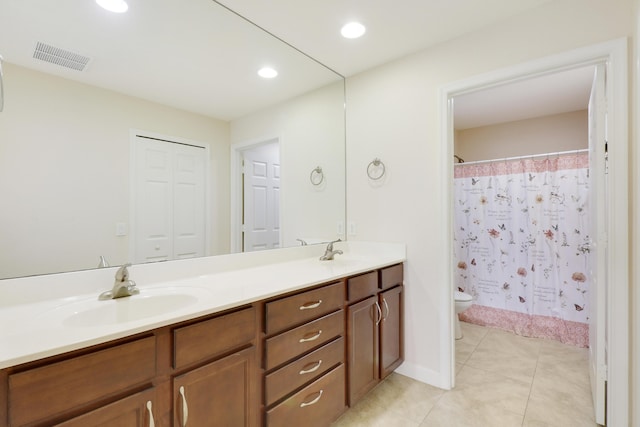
[348, 221, 357, 236]
[337, 220, 345, 236]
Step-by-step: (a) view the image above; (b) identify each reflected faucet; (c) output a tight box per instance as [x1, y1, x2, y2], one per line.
[98, 263, 140, 300]
[319, 239, 343, 261]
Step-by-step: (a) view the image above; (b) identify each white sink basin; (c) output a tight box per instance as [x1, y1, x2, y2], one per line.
[36, 287, 209, 328]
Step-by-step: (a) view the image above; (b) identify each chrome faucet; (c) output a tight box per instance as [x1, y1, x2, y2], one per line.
[98, 263, 140, 300]
[319, 239, 343, 261]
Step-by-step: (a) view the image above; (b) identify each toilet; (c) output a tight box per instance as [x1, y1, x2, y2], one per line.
[454, 291, 473, 339]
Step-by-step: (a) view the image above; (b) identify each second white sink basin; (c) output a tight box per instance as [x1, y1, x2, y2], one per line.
[37, 287, 209, 328]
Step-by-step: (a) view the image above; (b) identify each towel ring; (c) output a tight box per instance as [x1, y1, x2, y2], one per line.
[367, 158, 386, 180]
[310, 166, 324, 186]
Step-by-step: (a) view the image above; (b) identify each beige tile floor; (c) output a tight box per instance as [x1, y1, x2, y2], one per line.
[332, 321, 597, 427]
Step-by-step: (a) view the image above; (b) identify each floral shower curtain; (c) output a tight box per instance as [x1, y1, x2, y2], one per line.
[453, 152, 590, 347]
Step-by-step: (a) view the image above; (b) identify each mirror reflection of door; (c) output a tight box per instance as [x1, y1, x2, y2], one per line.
[132, 134, 207, 263]
[242, 141, 281, 251]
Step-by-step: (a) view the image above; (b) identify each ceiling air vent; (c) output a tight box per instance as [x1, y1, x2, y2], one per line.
[33, 42, 90, 71]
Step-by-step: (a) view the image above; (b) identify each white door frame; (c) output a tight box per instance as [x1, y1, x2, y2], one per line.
[230, 136, 282, 253]
[129, 129, 212, 261]
[439, 38, 628, 425]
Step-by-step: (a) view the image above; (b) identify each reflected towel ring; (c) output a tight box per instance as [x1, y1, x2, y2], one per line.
[367, 158, 386, 180]
[310, 166, 324, 186]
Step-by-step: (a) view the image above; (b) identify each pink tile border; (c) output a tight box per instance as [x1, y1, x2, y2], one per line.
[459, 304, 589, 348]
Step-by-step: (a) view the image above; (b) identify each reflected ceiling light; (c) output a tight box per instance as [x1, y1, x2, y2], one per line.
[341, 22, 366, 39]
[258, 67, 278, 79]
[96, 0, 129, 13]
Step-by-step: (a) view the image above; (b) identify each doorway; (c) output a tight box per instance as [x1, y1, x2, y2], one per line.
[441, 39, 628, 426]
[231, 138, 281, 252]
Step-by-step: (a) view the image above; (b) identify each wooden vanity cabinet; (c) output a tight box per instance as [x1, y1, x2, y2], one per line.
[1, 306, 258, 427]
[171, 306, 258, 427]
[379, 285, 404, 379]
[263, 281, 347, 426]
[5, 336, 157, 427]
[172, 346, 257, 427]
[0, 263, 404, 427]
[346, 264, 404, 406]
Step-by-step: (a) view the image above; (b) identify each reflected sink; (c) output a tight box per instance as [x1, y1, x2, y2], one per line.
[37, 287, 209, 328]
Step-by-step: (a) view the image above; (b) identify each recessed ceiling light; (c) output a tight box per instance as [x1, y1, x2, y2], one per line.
[96, 0, 128, 13]
[341, 22, 366, 39]
[258, 67, 278, 79]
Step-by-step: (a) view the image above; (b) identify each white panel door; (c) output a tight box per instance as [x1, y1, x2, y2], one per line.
[134, 136, 206, 263]
[135, 138, 172, 263]
[588, 63, 607, 425]
[173, 144, 206, 259]
[243, 142, 280, 251]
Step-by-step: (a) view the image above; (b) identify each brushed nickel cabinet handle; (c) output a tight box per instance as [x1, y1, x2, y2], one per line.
[299, 330, 322, 343]
[299, 300, 323, 310]
[300, 389, 324, 408]
[375, 301, 382, 325]
[179, 386, 189, 426]
[299, 359, 323, 375]
[382, 298, 390, 321]
[146, 401, 155, 427]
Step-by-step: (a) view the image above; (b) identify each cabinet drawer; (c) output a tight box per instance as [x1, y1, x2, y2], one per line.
[265, 336, 344, 407]
[380, 263, 403, 290]
[174, 306, 256, 370]
[266, 364, 346, 427]
[347, 271, 377, 302]
[265, 310, 344, 370]
[265, 282, 343, 335]
[8, 336, 156, 426]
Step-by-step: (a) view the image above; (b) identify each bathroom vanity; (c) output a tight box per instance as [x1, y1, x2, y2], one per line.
[0, 242, 405, 426]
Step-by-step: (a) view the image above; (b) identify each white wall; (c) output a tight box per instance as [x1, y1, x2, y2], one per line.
[346, 0, 633, 394]
[633, 0, 640, 424]
[0, 64, 230, 278]
[456, 110, 588, 162]
[230, 80, 345, 247]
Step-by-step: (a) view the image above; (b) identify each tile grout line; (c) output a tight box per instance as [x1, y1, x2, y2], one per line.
[520, 338, 542, 426]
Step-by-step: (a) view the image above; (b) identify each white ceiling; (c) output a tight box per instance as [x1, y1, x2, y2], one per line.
[0, 0, 579, 124]
[219, 0, 555, 77]
[453, 66, 595, 129]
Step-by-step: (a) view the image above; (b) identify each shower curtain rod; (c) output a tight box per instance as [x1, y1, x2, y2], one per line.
[454, 149, 589, 167]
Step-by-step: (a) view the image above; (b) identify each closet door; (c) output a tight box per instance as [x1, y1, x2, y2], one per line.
[133, 136, 206, 263]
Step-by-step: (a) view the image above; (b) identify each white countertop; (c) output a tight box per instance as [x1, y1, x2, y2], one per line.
[0, 241, 405, 369]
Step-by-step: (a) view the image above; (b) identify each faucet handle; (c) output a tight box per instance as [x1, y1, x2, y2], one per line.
[115, 263, 132, 282]
[326, 239, 341, 250]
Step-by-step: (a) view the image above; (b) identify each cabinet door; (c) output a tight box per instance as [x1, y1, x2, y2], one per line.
[173, 346, 257, 427]
[379, 285, 404, 379]
[347, 295, 379, 405]
[56, 388, 156, 427]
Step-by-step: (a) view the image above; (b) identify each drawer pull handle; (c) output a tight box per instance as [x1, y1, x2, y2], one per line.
[300, 389, 324, 408]
[375, 301, 382, 325]
[179, 386, 189, 426]
[299, 330, 322, 343]
[146, 401, 155, 427]
[382, 298, 390, 321]
[300, 300, 323, 310]
[299, 359, 323, 375]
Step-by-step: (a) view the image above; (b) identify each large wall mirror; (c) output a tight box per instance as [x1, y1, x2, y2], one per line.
[0, 0, 345, 279]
